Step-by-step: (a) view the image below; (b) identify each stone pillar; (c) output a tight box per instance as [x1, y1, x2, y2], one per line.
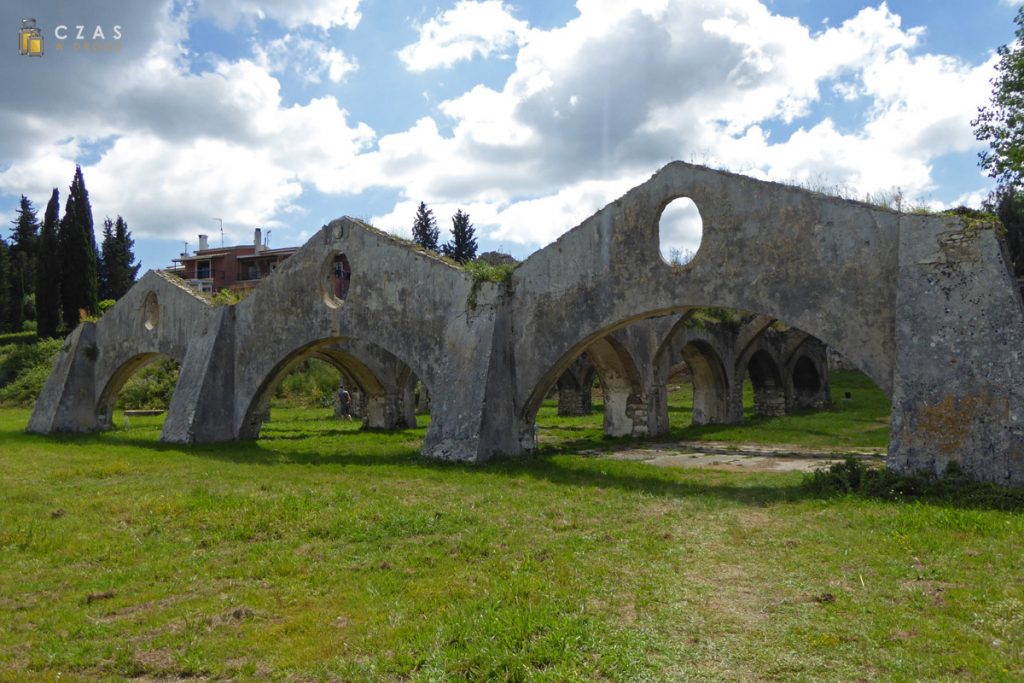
[415, 383, 431, 414]
[753, 384, 787, 416]
[889, 214, 1024, 485]
[422, 285, 523, 462]
[362, 390, 409, 429]
[401, 378, 417, 428]
[557, 386, 591, 416]
[27, 323, 99, 434]
[556, 356, 595, 416]
[162, 306, 238, 443]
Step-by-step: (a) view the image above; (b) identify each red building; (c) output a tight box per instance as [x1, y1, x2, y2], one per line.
[171, 228, 297, 294]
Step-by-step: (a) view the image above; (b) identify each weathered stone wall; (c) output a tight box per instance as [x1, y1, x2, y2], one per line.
[27, 161, 1024, 485]
[889, 214, 1024, 485]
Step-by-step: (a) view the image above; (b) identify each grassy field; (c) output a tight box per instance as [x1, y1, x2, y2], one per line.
[536, 370, 891, 452]
[1, 373, 1023, 681]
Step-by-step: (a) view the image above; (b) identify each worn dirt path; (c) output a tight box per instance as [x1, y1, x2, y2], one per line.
[583, 441, 885, 472]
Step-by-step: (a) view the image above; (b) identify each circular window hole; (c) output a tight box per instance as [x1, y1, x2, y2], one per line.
[321, 253, 351, 308]
[143, 292, 159, 331]
[659, 197, 703, 266]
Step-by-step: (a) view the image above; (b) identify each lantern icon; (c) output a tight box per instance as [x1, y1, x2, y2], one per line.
[19, 18, 43, 57]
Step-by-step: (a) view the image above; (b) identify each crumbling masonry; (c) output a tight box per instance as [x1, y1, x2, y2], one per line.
[28, 162, 1024, 486]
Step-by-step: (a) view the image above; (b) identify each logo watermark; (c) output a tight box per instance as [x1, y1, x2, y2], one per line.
[18, 18, 42, 56]
[18, 18, 123, 56]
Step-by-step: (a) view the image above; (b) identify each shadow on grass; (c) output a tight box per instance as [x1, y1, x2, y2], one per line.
[15, 423, 1024, 513]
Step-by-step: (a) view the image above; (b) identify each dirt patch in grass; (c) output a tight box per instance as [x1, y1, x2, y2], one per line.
[594, 441, 884, 472]
[96, 593, 192, 624]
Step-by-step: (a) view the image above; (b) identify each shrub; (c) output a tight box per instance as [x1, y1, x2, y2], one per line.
[802, 457, 1024, 509]
[274, 358, 340, 408]
[0, 331, 39, 345]
[116, 358, 181, 410]
[0, 339, 63, 406]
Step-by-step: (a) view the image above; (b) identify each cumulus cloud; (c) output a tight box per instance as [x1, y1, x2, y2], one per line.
[198, 0, 362, 30]
[398, 1, 530, 71]
[254, 34, 358, 84]
[0, 1, 373, 244]
[0, 0, 998, 259]
[365, 0, 997, 248]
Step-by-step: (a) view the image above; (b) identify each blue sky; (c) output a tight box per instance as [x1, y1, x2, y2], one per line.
[0, 0, 1019, 271]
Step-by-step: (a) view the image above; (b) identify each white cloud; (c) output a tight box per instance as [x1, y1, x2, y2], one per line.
[0, 3, 373, 245]
[398, 1, 530, 71]
[199, 0, 362, 30]
[254, 34, 358, 84]
[322, 47, 358, 82]
[361, 0, 997, 249]
[0, 0, 999, 259]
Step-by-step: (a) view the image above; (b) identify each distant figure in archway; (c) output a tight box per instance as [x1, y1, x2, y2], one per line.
[336, 386, 353, 421]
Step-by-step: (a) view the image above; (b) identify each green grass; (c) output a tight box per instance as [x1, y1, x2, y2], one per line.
[536, 370, 891, 453]
[1, 381, 1023, 681]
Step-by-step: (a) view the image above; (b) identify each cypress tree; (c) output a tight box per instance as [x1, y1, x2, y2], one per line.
[9, 194, 39, 294]
[442, 209, 477, 263]
[7, 252, 25, 331]
[98, 217, 115, 301]
[99, 216, 139, 300]
[113, 216, 140, 298]
[4, 195, 40, 330]
[36, 189, 61, 338]
[59, 165, 98, 330]
[411, 201, 440, 251]
[0, 238, 9, 333]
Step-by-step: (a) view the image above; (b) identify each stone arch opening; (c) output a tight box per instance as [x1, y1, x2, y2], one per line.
[792, 356, 820, 391]
[791, 354, 825, 409]
[527, 332, 648, 447]
[678, 339, 732, 426]
[555, 354, 596, 417]
[658, 197, 703, 266]
[240, 338, 424, 439]
[519, 296, 891, 455]
[96, 353, 181, 429]
[745, 349, 786, 417]
[586, 337, 647, 437]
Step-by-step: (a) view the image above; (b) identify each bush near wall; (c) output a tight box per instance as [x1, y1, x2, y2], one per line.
[0, 339, 62, 407]
[0, 331, 39, 345]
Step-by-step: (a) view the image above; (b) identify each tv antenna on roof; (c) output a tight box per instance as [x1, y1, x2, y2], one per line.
[212, 217, 223, 247]
[265, 229, 271, 248]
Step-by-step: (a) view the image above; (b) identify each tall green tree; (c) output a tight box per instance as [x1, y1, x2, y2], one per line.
[6, 195, 40, 330]
[442, 209, 477, 264]
[58, 165, 98, 330]
[0, 238, 10, 333]
[7, 252, 26, 331]
[99, 215, 139, 300]
[98, 217, 114, 301]
[9, 194, 39, 292]
[411, 201, 440, 251]
[36, 189, 61, 338]
[974, 6, 1024, 190]
[973, 7, 1024, 285]
[115, 216, 140, 295]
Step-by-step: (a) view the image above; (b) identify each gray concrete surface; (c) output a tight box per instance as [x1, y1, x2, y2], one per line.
[27, 161, 1024, 485]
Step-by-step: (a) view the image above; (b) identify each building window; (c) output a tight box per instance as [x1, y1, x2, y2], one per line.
[197, 260, 211, 279]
